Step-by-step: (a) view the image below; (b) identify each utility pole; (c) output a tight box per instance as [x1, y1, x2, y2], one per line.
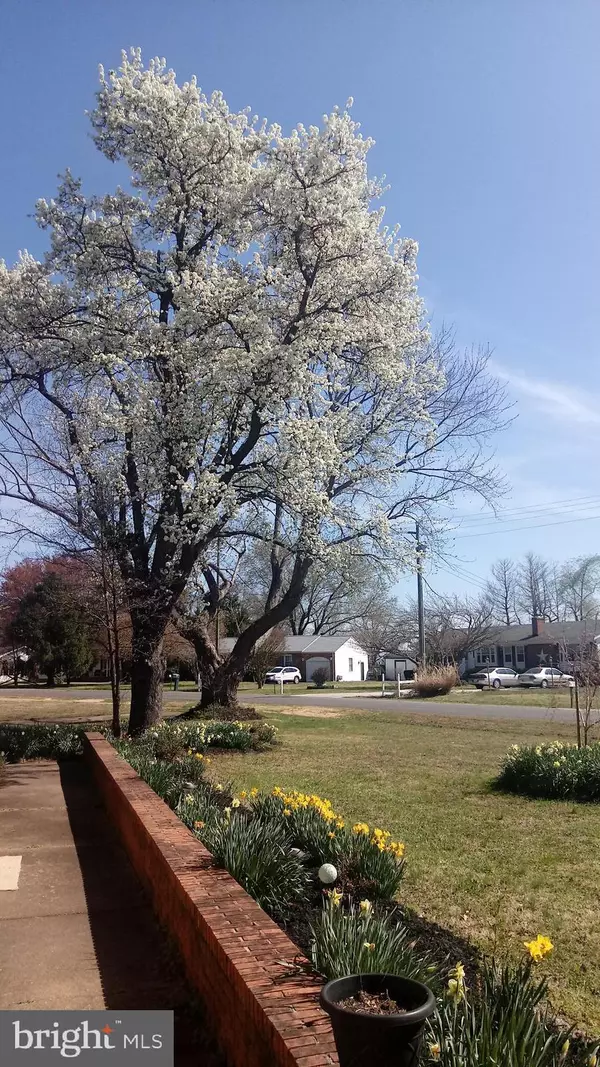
[415, 522, 426, 668]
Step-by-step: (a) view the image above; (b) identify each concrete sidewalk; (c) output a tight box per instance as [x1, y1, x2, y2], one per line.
[0, 760, 223, 1064]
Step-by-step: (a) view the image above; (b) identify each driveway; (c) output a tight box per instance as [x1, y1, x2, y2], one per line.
[0, 686, 577, 723]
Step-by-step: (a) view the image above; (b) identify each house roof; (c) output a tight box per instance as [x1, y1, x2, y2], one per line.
[219, 634, 365, 655]
[487, 621, 600, 646]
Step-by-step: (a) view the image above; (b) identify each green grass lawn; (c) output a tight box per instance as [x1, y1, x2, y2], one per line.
[434, 687, 576, 708]
[209, 706, 600, 1033]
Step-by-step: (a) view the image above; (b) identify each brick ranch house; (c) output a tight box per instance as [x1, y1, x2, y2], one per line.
[220, 634, 369, 683]
[463, 616, 600, 675]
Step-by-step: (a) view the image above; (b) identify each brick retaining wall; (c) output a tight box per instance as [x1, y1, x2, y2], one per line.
[83, 733, 338, 1067]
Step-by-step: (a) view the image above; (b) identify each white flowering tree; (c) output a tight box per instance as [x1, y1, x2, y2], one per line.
[0, 52, 504, 731]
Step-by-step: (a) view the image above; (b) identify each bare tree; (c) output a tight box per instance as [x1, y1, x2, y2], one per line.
[424, 593, 496, 668]
[516, 553, 554, 620]
[559, 556, 600, 622]
[352, 599, 413, 674]
[486, 558, 521, 625]
[247, 628, 286, 689]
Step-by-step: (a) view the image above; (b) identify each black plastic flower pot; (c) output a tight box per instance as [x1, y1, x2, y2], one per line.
[320, 973, 436, 1067]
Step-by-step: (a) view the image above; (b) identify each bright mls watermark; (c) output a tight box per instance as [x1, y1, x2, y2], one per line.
[0, 1011, 173, 1064]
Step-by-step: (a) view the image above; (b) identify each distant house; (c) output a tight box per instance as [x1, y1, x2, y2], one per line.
[381, 651, 418, 681]
[0, 646, 29, 684]
[219, 634, 369, 683]
[464, 617, 600, 675]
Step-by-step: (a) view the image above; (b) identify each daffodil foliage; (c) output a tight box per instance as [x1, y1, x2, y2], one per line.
[0, 50, 502, 729]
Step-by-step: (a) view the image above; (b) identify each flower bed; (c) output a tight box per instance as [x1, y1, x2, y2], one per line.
[496, 741, 600, 801]
[105, 728, 597, 1066]
[0, 717, 277, 764]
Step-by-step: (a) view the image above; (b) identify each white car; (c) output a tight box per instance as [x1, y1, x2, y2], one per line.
[264, 665, 301, 684]
[519, 667, 574, 688]
[471, 667, 521, 689]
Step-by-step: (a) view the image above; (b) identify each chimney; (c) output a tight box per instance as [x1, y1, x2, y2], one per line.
[531, 616, 544, 637]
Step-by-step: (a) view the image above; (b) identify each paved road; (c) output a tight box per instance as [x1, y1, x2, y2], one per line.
[0, 685, 577, 723]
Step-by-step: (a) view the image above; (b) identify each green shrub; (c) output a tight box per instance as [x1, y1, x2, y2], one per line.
[496, 741, 600, 802]
[0, 723, 95, 762]
[200, 813, 310, 920]
[310, 893, 437, 986]
[425, 957, 571, 1066]
[411, 665, 459, 698]
[311, 668, 329, 689]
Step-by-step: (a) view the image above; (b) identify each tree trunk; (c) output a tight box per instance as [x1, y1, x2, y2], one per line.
[128, 609, 168, 735]
[200, 668, 242, 708]
[173, 613, 226, 709]
[46, 666, 56, 688]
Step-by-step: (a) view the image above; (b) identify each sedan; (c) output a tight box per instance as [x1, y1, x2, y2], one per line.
[519, 667, 574, 688]
[264, 665, 301, 684]
[471, 667, 521, 689]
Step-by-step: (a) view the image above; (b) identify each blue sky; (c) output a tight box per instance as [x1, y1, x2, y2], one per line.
[1, 0, 599, 596]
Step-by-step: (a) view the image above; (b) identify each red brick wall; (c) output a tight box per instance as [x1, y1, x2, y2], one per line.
[83, 733, 337, 1067]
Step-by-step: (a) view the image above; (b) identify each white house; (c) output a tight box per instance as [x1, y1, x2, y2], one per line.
[220, 634, 369, 682]
[381, 651, 418, 681]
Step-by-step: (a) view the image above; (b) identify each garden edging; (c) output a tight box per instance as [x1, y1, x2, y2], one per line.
[83, 733, 338, 1067]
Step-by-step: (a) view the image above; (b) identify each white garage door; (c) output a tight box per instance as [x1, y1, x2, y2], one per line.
[305, 656, 331, 682]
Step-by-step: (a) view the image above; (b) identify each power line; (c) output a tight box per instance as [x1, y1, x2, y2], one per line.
[436, 567, 485, 591]
[440, 494, 600, 526]
[447, 499, 600, 531]
[452, 511, 600, 539]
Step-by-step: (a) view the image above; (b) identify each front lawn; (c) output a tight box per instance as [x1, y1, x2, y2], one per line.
[435, 687, 576, 708]
[209, 706, 600, 1033]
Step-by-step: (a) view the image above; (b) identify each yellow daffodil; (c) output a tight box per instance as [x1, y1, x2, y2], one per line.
[327, 831, 336, 839]
[560, 1039, 570, 1058]
[353, 822, 370, 835]
[524, 935, 554, 961]
[239, 790, 248, 800]
[231, 798, 240, 808]
[330, 888, 343, 907]
[447, 962, 467, 1003]
[283, 808, 291, 816]
[363, 942, 376, 952]
[429, 1043, 441, 1060]
[359, 899, 372, 915]
[194, 820, 205, 829]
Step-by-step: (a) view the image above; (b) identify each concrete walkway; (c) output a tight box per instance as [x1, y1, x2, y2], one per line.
[0, 760, 223, 1065]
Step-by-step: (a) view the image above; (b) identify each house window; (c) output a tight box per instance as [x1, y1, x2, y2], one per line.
[348, 657, 354, 672]
[282, 654, 293, 666]
[516, 646, 525, 664]
[504, 648, 512, 664]
[478, 646, 496, 664]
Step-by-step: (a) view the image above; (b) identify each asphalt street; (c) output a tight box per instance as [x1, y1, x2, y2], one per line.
[0, 685, 577, 723]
